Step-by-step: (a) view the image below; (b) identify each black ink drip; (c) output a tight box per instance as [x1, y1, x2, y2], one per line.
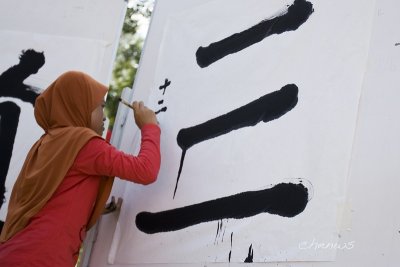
[214, 219, 223, 244]
[221, 220, 227, 242]
[158, 100, 164, 105]
[136, 182, 308, 234]
[214, 220, 220, 244]
[229, 232, 233, 262]
[196, 0, 314, 68]
[173, 84, 298, 198]
[244, 244, 254, 263]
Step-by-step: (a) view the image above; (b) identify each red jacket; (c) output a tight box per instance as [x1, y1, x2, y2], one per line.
[0, 124, 160, 267]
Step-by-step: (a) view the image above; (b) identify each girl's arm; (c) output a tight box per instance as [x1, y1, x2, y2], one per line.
[73, 124, 161, 185]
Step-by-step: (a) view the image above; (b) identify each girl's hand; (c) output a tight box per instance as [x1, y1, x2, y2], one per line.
[132, 101, 158, 129]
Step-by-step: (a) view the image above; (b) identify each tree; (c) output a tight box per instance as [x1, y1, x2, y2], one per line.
[105, 0, 153, 130]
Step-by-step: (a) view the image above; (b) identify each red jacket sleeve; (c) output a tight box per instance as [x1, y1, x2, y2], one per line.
[73, 124, 161, 185]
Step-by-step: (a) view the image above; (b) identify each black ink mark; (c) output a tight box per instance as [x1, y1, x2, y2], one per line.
[395, 43, 400, 46]
[156, 79, 169, 114]
[229, 232, 233, 262]
[219, 219, 223, 237]
[174, 149, 186, 198]
[214, 220, 220, 244]
[196, 0, 314, 67]
[214, 219, 223, 244]
[0, 49, 45, 105]
[155, 107, 167, 114]
[221, 220, 227, 242]
[136, 182, 309, 234]
[244, 244, 254, 263]
[0, 49, 45, 232]
[173, 84, 298, 197]
[159, 78, 171, 95]
[0, 102, 21, 210]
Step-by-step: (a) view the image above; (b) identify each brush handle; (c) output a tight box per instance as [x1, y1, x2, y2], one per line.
[119, 98, 135, 109]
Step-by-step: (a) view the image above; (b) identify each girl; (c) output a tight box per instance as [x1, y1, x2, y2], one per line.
[0, 71, 160, 266]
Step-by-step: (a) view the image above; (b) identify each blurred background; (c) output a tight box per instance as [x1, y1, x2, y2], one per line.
[105, 0, 154, 132]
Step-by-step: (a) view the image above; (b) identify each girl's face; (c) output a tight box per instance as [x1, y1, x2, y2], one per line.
[90, 101, 106, 135]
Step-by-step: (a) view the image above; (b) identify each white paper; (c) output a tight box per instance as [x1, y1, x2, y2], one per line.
[112, 0, 374, 263]
[0, 0, 125, 222]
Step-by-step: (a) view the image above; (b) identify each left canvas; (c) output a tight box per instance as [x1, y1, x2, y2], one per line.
[0, 0, 126, 230]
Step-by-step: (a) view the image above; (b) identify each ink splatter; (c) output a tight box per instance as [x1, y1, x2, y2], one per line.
[173, 84, 298, 198]
[136, 182, 309, 234]
[196, 0, 314, 67]
[244, 244, 254, 263]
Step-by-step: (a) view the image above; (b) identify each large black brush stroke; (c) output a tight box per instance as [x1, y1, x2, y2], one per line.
[196, 0, 314, 68]
[136, 182, 309, 234]
[0, 49, 44, 232]
[0, 102, 21, 233]
[173, 84, 298, 198]
[0, 49, 45, 105]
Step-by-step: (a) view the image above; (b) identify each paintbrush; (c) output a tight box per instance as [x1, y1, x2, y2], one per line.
[119, 97, 160, 126]
[119, 97, 135, 110]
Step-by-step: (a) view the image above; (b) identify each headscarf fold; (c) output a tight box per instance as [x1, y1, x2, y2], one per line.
[1, 71, 114, 242]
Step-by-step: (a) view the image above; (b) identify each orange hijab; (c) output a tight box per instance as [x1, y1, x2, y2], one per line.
[0, 71, 114, 242]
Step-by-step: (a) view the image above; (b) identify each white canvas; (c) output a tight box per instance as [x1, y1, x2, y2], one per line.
[111, 0, 375, 263]
[0, 1, 126, 222]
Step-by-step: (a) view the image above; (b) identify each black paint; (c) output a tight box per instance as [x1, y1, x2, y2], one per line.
[173, 84, 298, 197]
[159, 78, 171, 95]
[156, 78, 169, 115]
[196, 0, 314, 67]
[155, 107, 167, 114]
[214, 219, 224, 244]
[174, 149, 186, 198]
[221, 221, 226, 242]
[136, 182, 309, 234]
[228, 232, 233, 262]
[0, 49, 45, 105]
[0, 49, 45, 232]
[244, 244, 254, 263]
[214, 220, 221, 244]
[0, 102, 21, 211]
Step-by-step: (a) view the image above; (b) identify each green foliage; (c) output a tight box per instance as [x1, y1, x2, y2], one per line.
[105, 1, 153, 130]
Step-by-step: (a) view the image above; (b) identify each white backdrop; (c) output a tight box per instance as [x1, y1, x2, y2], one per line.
[0, 0, 126, 221]
[100, 0, 377, 264]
